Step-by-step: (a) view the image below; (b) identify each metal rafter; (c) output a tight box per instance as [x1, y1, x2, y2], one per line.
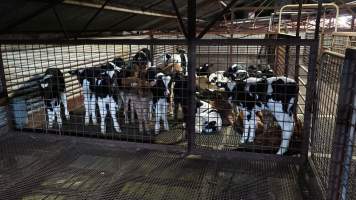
[63, 0, 178, 18]
[76, 0, 110, 38]
[52, 5, 69, 39]
[171, 0, 188, 38]
[197, 0, 241, 39]
[92, 0, 166, 36]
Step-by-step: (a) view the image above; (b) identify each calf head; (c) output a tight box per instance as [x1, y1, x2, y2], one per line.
[39, 73, 60, 106]
[133, 48, 151, 69]
[108, 57, 125, 71]
[223, 64, 249, 81]
[68, 68, 86, 85]
[155, 72, 171, 97]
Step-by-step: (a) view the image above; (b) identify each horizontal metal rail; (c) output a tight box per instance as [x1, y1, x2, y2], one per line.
[0, 38, 317, 46]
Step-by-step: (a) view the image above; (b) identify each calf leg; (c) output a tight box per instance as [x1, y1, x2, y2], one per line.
[83, 80, 91, 125]
[98, 98, 107, 134]
[275, 113, 294, 155]
[60, 92, 70, 120]
[240, 109, 253, 143]
[130, 97, 135, 122]
[247, 111, 257, 143]
[83, 92, 90, 125]
[47, 108, 55, 128]
[124, 96, 130, 124]
[133, 99, 143, 133]
[54, 104, 62, 128]
[90, 94, 97, 125]
[141, 98, 150, 132]
[154, 102, 161, 135]
[109, 97, 121, 133]
[162, 99, 169, 131]
[148, 100, 153, 121]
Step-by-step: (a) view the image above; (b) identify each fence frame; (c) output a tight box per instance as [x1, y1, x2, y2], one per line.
[327, 48, 356, 200]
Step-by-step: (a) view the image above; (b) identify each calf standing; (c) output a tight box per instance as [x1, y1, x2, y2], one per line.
[68, 67, 101, 125]
[147, 68, 172, 134]
[230, 77, 298, 155]
[93, 68, 122, 134]
[39, 68, 70, 128]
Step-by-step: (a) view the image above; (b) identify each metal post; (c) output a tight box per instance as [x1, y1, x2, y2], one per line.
[187, 0, 196, 154]
[294, 0, 302, 81]
[300, 0, 322, 165]
[0, 46, 11, 133]
[284, 45, 290, 75]
[327, 48, 356, 200]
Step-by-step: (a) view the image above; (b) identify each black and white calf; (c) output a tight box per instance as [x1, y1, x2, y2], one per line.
[208, 71, 230, 87]
[92, 65, 122, 134]
[223, 64, 249, 81]
[68, 58, 124, 133]
[147, 67, 172, 134]
[68, 67, 101, 125]
[39, 68, 70, 128]
[195, 99, 222, 134]
[223, 63, 274, 81]
[162, 49, 188, 75]
[230, 76, 298, 155]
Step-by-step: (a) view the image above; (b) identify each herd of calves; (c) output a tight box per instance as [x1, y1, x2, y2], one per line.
[38, 47, 299, 155]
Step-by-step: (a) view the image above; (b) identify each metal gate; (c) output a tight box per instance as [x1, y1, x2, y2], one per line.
[0, 37, 318, 162]
[310, 48, 356, 200]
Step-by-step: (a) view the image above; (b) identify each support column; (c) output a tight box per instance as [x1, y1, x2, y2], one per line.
[187, 0, 196, 153]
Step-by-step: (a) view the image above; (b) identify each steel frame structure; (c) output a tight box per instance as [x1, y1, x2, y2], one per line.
[1, 1, 355, 200]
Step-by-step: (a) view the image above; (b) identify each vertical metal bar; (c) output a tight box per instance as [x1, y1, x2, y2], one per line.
[284, 45, 289, 76]
[314, 0, 323, 40]
[351, 15, 355, 31]
[0, 46, 11, 131]
[300, 0, 322, 164]
[150, 35, 154, 65]
[327, 48, 356, 200]
[294, 0, 302, 81]
[187, 0, 196, 153]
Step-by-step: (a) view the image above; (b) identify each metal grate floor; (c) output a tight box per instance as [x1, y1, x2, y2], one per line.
[0, 131, 306, 200]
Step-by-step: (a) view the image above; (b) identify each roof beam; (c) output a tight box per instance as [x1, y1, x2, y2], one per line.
[197, 0, 241, 39]
[63, 0, 178, 18]
[171, 0, 188, 38]
[77, 0, 110, 38]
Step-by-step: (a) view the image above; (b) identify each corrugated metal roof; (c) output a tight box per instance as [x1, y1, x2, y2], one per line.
[0, 0, 354, 38]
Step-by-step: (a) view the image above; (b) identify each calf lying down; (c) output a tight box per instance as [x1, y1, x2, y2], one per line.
[195, 100, 222, 134]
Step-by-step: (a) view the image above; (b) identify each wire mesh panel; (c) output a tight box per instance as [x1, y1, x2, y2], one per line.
[309, 50, 344, 197]
[193, 42, 309, 157]
[0, 41, 187, 145]
[333, 48, 356, 200]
